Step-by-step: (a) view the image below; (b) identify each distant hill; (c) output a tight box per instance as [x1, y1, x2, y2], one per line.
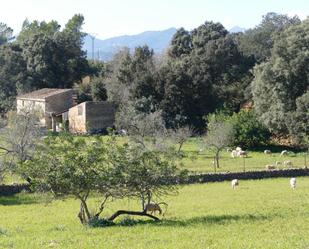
[83, 28, 177, 61]
[83, 26, 247, 61]
[229, 26, 246, 33]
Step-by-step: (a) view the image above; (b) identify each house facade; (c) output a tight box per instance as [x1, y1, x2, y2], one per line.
[69, 101, 115, 134]
[16, 88, 74, 129]
[17, 88, 115, 134]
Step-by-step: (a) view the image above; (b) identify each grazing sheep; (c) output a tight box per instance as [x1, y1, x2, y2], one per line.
[238, 150, 247, 157]
[231, 179, 239, 189]
[235, 147, 242, 152]
[226, 148, 232, 152]
[284, 161, 293, 167]
[290, 178, 296, 189]
[144, 203, 162, 215]
[264, 149, 271, 155]
[231, 150, 238, 158]
[119, 129, 127, 136]
[275, 161, 282, 166]
[281, 150, 288, 156]
[265, 164, 276, 170]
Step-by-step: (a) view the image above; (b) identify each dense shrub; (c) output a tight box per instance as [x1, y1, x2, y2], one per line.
[229, 110, 271, 148]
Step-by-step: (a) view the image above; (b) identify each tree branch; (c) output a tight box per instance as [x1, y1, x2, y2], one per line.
[108, 210, 159, 221]
[94, 195, 110, 218]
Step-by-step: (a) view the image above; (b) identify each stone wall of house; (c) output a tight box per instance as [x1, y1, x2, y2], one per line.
[85, 101, 115, 133]
[68, 102, 86, 133]
[16, 99, 46, 125]
[17, 99, 45, 113]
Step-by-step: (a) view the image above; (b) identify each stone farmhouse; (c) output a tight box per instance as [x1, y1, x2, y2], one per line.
[69, 101, 115, 134]
[16, 88, 115, 134]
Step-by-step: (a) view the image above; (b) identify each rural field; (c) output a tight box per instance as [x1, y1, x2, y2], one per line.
[2, 137, 307, 185]
[1, 177, 309, 249]
[180, 139, 308, 173]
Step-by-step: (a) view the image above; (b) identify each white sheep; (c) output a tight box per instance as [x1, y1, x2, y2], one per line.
[284, 161, 293, 167]
[119, 129, 127, 136]
[231, 179, 239, 189]
[290, 178, 296, 189]
[235, 147, 242, 152]
[238, 150, 247, 157]
[281, 150, 288, 156]
[275, 161, 282, 166]
[265, 164, 276, 170]
[264, 149, 271, 155]
[231, 150, 238, 158]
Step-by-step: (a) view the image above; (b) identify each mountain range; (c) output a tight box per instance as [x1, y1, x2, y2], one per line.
[83, 26, 246, 61]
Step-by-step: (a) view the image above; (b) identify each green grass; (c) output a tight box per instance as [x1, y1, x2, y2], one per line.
[179, 138, 308, 173]
[1, 178, 309, 248]
[1, 137, 307, 185]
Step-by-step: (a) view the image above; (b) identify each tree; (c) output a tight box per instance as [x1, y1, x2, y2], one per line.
[91, 77, 108, 101]
[16, 15, 89, 91]
[287, 91, 309, 145]
[252, 18, 309, 134]
[0, 43, 30, 113]
[161, 22, 254, 130]
[0, 109, 42, 180]
[76, 76, 108, 102]
[107, 143, 186, 222]
[204, 114, 234, 169]
[168, 28, 192, 58]
[237, 12, 300, 62]
[103, 48, 132, 107]
[17, 19, 60, 44]
[0, 22, 13, 45]
[0, 16, 90, 115]
[23, 133, 186, 224]
[229, 110, 271, 148]
[168, 126, 194, 154]
[23, 134, 117, 224]
[116, 97, 167, 150]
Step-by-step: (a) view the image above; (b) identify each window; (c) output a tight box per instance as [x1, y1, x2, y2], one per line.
[78, 105, 83, 115]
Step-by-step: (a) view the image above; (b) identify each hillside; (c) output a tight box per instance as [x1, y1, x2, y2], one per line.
[83, 28, 177, 61]
[83, 26, 247, 61]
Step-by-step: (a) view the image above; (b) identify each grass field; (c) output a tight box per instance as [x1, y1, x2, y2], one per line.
[179, 138, 308, 173]
[2, 137, 308, 185]
[2, 137, 308, 184]
[1, 177, 309, 249]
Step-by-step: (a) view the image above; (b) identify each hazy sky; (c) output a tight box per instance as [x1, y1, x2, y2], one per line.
[1, 0, 308, 39]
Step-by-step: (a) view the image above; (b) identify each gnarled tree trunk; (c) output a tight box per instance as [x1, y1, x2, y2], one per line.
[108, 210, 159, 221]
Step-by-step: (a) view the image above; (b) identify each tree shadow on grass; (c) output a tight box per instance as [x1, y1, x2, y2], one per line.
[112, 213, 269, 228]
[157, 214, 268, 227]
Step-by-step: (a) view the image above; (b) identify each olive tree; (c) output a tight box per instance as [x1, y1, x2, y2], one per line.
[23, 133, 186, 225]
[0, 109, 42, 181]
[108, 144, 186, 222]
[168, 126, 194, 154]
[116, 97, 167, 150]
[22, 134, 121, 224]
[204, 114, 234, 170]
